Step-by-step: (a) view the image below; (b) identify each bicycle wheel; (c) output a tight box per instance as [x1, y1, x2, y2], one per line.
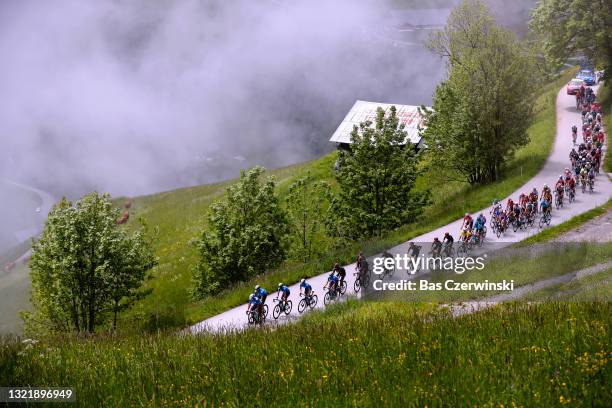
[284, 300, 293, 315]
[298, 299, 307, 313]
[324, 292, 332, 306]
[248, 313, 255, 324]
[263, 304, 269, 319]
[354, 278, 361, 293]
[309, 295, 318, 309]
[273, 304, 281, 320]
[339, 280, 347, 295]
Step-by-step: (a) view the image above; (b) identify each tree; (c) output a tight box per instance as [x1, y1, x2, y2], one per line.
[424, 0, 536, 184]
[327, 106, 429, 239]
[530, 0, 612, 73]
[193, 166, 288, 297]
[285, 172, 331, 262]
[25, 193, 157, 334]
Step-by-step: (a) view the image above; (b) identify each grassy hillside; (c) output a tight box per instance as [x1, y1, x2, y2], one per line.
[1, 302, 609, 406]
[114, 68, 576, 332]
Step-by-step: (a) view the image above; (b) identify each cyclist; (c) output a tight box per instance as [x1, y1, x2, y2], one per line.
[333, 263, 346, 285]
[277, 283, 291, 303]
[442, 232, 454, 255]
[431, 237, 443, 257]
[408, 242, 421, 259]
[588, 167, 596, 189]
[325, 272, 339, 294]
[506, 197, 515, 213]
[529, 188, 539, 212]
[247, 294, 263, 319]
[300, 278, 313, 298]
[462, 213, 473, 231]
[254, 285, 268, 305]
[579, 167, 588, 187]
[474, 213, 486, 240]
[540, 185, 552, 214]
[459, 227, 472, 243]
[567, 175, 576, 196]
[518, 193, 529, 207]
[555, 176, 565, 201]
[571, 125, 578, 144]
[356, 251, 366, 273]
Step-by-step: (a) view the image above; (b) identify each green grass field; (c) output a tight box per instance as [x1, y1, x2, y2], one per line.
[112, 68, 577, 332]
[1, 302, 609, 406]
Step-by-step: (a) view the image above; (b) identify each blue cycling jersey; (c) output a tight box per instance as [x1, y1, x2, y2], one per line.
[278, 285, 290, 294]
[249, 297, 262, 306]
[300, 282, 312, 291]
[328, 274, 338, 283]
[255, 288, 268, 298]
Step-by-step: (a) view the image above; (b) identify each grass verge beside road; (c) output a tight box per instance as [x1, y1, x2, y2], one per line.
[1, 302, 609, 406]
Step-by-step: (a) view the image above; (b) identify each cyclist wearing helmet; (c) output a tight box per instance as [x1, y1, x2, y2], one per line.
[462, 213, 473, 230]
[474, 213, 486, 236]
[540, 184, 552, 214]
[299, 278, 312, 297]
[442, 232, 454, 256]
[356, 251, 366, 272]
[277, 283, 291, 302]
[247, 294, 263, 318]
[333, 262, 346, 284]
[325, 272, 339, 293]
[254, 285, 268, 304]
[431, 237, 443, 257]
[408, 242, 421, 258]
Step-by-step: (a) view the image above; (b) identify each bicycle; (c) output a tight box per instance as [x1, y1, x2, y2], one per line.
[568, 187, 575, 203]
[554, 191, 563, 209]
[247, 306, 266, 325]
[457, 239, 471, 256]
[324, 284, 342, 305]
[272, 297, 293, 320]
[538, 210, 552, 229]
[588, 178, 594, 194]
[298, 292, 318, 313]
[353, 269, 370, 293]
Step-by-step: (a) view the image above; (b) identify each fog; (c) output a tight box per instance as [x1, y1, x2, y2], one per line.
[0, 0, 448, 199]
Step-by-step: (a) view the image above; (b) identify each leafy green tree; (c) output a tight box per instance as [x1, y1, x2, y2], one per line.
[25, 193, 157, 334]
[424, 0, 536, 183]
[193, 166, 288, 297]
[327, 106, 429, 239]
[530, 0, 612, 73]
[285, 172, 331, 262]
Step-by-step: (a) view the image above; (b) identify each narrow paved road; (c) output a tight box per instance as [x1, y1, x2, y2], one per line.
[191, 84, 612, 334]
